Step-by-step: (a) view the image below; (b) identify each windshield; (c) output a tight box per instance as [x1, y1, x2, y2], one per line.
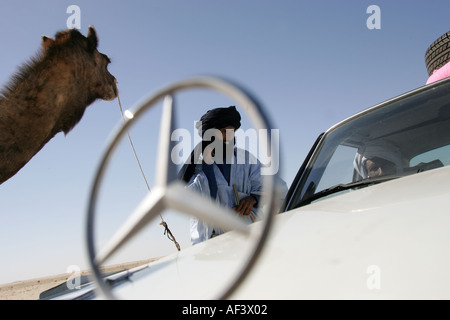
[286, 79, 450, 209]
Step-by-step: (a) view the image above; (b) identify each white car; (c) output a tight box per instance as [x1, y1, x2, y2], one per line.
[48, 76, 450, 300]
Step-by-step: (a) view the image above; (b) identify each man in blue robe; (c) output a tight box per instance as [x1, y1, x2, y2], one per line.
[179, 106, 263, 244]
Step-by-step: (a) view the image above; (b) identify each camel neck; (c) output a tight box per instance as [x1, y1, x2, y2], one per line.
[0, 57, 92, 183]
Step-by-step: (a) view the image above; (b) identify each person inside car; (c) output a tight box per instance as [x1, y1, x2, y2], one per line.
[353, 141, 403, 179]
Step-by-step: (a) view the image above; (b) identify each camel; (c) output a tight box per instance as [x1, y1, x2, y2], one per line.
[0, 26, 118, 184]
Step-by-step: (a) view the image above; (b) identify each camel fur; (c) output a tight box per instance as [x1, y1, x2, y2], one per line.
[0, 26, 118, 184]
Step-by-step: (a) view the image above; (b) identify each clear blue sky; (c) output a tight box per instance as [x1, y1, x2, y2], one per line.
[0, 0, 448, 285]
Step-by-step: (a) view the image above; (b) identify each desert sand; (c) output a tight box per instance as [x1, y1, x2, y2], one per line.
[0, 258, 159, 300]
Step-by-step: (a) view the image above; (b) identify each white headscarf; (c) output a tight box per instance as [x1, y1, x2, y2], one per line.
[353, 141, 403, 179]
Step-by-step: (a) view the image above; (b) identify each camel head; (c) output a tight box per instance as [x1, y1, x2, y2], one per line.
[0, 27, 119, 184]
[41, 26, 118, 103]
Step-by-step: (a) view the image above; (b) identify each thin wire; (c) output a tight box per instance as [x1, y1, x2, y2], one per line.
[117, 95, 151, 192]
[117, 94, 181, 251]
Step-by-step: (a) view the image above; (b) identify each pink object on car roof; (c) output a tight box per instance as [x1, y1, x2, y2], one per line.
[426, 61, 450, 84]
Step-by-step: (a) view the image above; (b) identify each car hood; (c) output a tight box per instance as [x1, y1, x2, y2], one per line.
[236, 166, 450, 299]
[57, 166, 450, 300]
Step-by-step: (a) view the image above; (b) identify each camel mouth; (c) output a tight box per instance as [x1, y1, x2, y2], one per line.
[102, 80, 119, 101]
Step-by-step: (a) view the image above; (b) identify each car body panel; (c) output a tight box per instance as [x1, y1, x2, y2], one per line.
[54, 166, 450, 299]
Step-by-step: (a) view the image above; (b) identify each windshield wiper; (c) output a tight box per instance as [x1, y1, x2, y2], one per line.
[297, 175, 398, 207]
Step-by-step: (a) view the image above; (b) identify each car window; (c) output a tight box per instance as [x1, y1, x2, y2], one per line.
[285, 79, 450, 210]
[410, 145, 450, 167]
[316, 145, 357, 191]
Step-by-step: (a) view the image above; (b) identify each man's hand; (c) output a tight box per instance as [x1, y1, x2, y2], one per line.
[233, 195, 257, 216]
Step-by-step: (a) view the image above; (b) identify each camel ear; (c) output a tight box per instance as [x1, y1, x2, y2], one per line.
[87, 25, 98, 51]
[41, 36, 55, 50]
